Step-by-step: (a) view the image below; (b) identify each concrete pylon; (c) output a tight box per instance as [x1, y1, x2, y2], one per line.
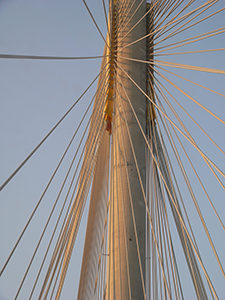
[108, 1, 147, 299]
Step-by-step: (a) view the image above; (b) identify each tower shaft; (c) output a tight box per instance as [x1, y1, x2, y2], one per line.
[109, 1, 147, 299]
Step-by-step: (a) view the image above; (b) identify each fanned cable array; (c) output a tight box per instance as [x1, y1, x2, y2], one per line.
[0, 1, 224, 299]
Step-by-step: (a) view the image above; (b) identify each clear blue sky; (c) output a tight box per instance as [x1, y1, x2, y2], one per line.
[0, 1, 224, 299]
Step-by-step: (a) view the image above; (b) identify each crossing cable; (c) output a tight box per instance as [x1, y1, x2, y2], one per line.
[117, 2, 224, 53]
[0, 54, 107, 60]
[148, 158, 155, 298]
[146, 92, 168, 299]
[102, 0, 110, 40]
[56, 146, 102, 299]
[116, 0, 134, 32]
[77, 129, 110, 299]
[153, 0, 176, 22]
[40, 65, 109, 282]
[154, 83, 225, 233]
[152, 0, 189, 41]
[147, 94, 225, 251]
[116, 2, 186, 52]
[44, 72, 108, 298]
[154, 47, 225, 57]
[93, 207, 109, 300]
[119, 54, 225, 89]
[153, 0, 197, 44]
[115, 72, 172, 300]
[149, 66, 225, 190]
[123, 0, 167, 48]
[120, 0, 147, 36]
[78, 110, 110, 300]
[110, 117, 117, 299]
[121, 55, 225, 137]
[29, 113, 92, 299]
[111, 119, 116, 300]
[158, 11, 224, 53]
[154, 94, 220, 298]
[50, 152, 97, 300]
[146, 141, 168, 299]
[113, 120, 123, 300]
[149, 106, 176, 299]
[154, 165, 168, 299]
[121, 59, 225, 270]
[115, 0, 150, 53]
[153, 104, 213, 299]
[29, 85, 110, 300]
[155, 2, 223, 46]
[116, 63, 185, 298]
[114, 64, 142, 300]
[29, 143, 85, 299]
[146, 137, 151, 299]
[117, 0, 154, 46]
[155, 68, 225, 258]
[26, 63, 110, 299]
[149, 0, 162, 17]
[38, 77, 108, 299]
[0, 66, 108, 193]
[118, 77, 203, 299]
[113, 95, 147, 300]
[147, 79, 182, 300]
[153, 0, 214, 44]
[114, 83, 136, 299]
[44, 166, 86, 299]
[154, 67, 225, 155]
[30, 59, 109, 298]
[117, 62, 225, 183]
[150, 0, 176, 22]
[157, 175, 184, 300]
[152, 67, 223, 195]
[155, 0, 193, 29]
[82, 0, 110, 49]
[135, 60, 225, 166]
[100, 230, 108, 299]
[115, 115, 132, 300]
[152, 59, 225, 76]
[146, 81, 221, 298]
[116, 0, 145, 40]
[0, 62, 109, 279]
[156, 173, 185, 299]
[154, 26, 225, 54]
[154, 0, 182, 22]
[147, 92, 205, 299]
[156, 148, 182, 300]
[154, 0, 217, 43]
[44, 124, 106, 300]
[171, 123, 225, 234]
[116, 62, 220, 300]
[149, 79, 200, 251]
[150, 169, 157, 299]
[106, 134, 113, 300]
[14, 74, 106, 299]
[102, 207, 109, 299]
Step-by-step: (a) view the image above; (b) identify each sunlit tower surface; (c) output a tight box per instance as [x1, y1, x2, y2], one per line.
[108, 1, 147, 299]
[78, 1, 148, 298]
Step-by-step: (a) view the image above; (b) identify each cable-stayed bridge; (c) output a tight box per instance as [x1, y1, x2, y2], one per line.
[0, 1, 225, 299]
